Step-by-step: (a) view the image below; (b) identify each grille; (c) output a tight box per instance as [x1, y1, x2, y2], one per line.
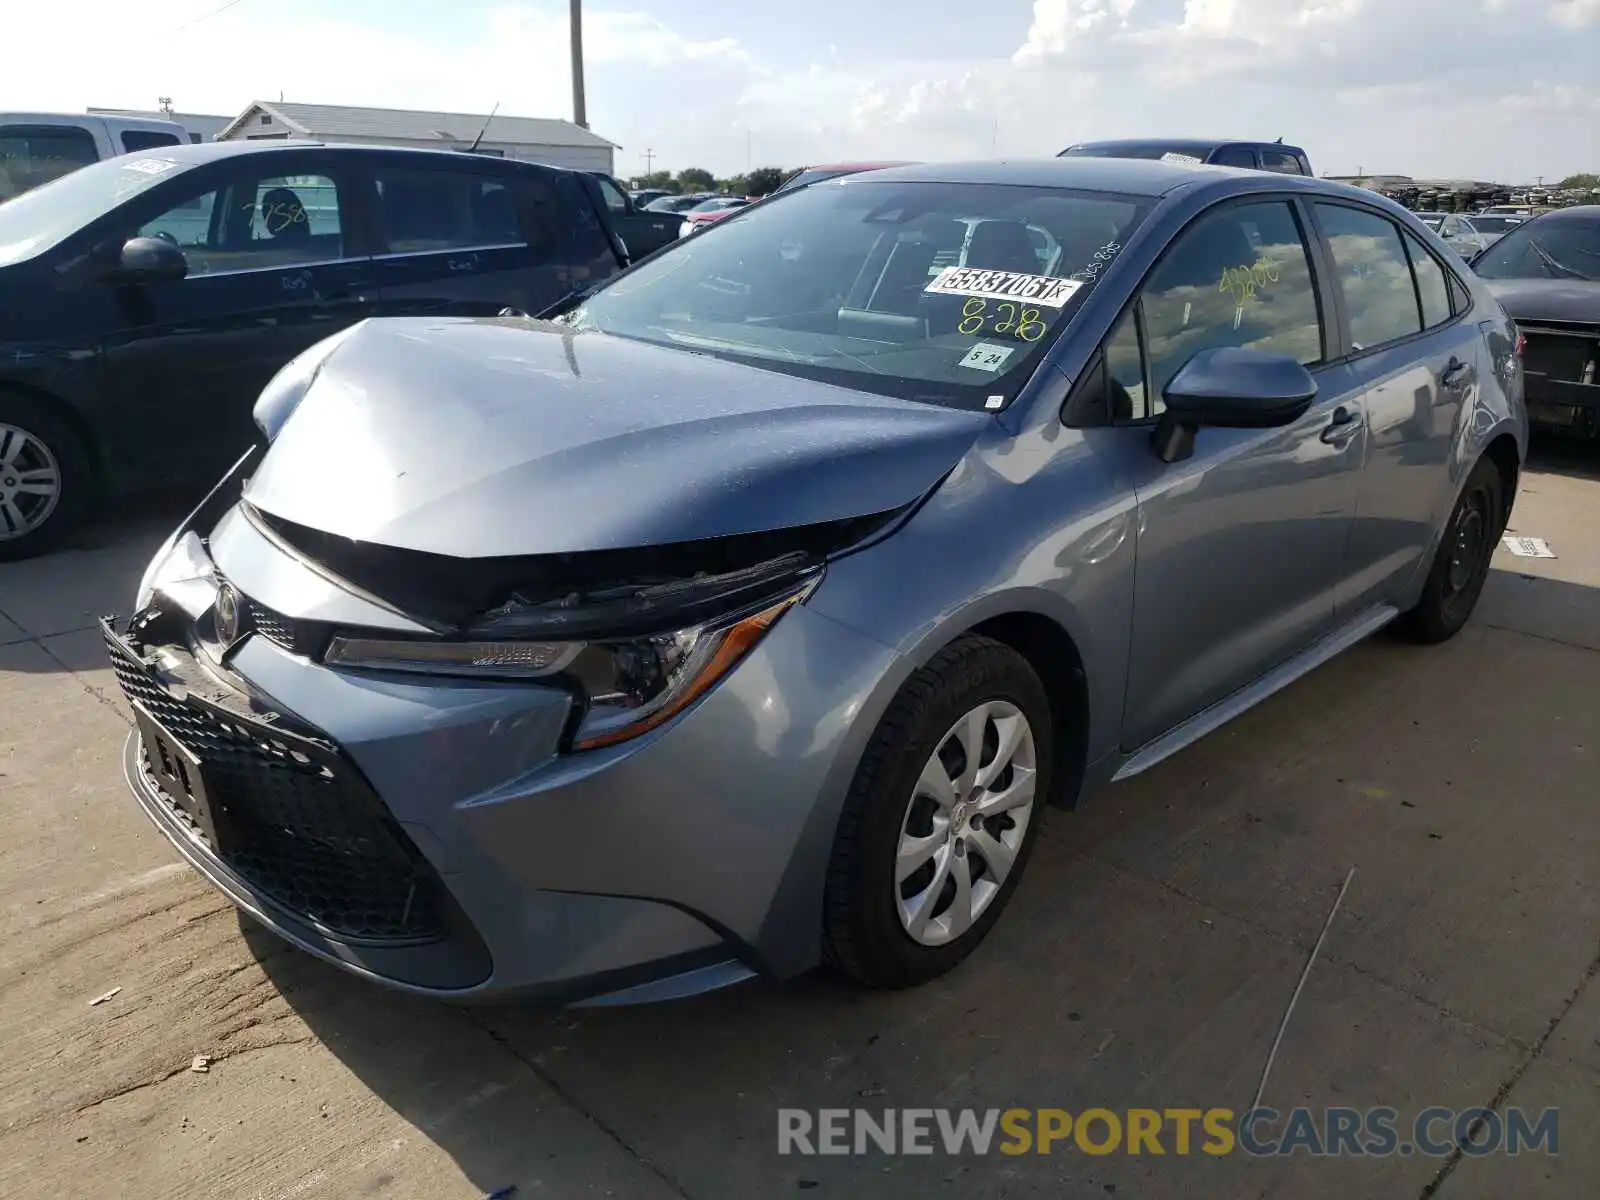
[103, 623, 445, 945]
[242, 596, 296, 651]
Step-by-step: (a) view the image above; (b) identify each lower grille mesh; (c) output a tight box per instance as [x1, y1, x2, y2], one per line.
[104, 623, 445, 945]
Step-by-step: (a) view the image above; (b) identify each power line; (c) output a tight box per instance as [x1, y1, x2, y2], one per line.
[172, 0, 251, 34]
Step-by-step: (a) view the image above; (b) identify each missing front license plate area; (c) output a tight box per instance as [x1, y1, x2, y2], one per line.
[132, 701, 235, 851]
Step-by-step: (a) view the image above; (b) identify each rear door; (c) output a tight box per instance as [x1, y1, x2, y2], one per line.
[91, 151, 375, 485]
[1307, 202, 1479, 616]
[359, 157, 588, 318]
[1105, 197, 1366, 748]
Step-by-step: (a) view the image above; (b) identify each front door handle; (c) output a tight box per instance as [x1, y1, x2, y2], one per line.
[1440, 356, 1474, 391]
[1320, 405, 1361, 445]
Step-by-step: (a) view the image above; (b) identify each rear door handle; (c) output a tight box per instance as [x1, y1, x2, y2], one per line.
[1440, 356, 1474, 390]
[1320, 405, 1361, 445]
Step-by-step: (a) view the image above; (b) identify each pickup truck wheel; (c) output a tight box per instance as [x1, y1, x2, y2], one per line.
[0, 397, 94, 562]
[823, 635, 1053, 989]
[1397, 457, 1504, 644]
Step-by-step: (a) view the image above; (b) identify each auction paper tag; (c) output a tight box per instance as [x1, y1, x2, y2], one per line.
[1502, 535, 1556, 559]
[924, 267, 1082, 308]
[121, 158, 180, 176]
[959, 342, 1016, 372]
[1160, 151, 1204, 165]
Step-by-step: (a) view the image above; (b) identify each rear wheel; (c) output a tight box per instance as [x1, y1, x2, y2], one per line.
[823, 635, 1053, 989]
[1396, 457, 1504, 644]
[0, 396, 94, 562]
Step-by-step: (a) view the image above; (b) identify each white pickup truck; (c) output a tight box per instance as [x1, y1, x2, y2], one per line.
[0, 112, 194, 202]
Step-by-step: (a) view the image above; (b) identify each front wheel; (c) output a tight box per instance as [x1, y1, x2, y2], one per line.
[823, 635, 1054, 989]
[0, 397, 94, 562]
[1396, 457, 1505, 644]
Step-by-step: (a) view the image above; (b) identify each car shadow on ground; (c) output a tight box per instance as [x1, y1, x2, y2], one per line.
[1525, 432, 1600, 481]
[242, 570, 1600, 1198]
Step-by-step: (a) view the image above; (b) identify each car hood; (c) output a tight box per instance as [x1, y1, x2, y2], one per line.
[1481, 277, 1600, 325]
[243, 318, 990, 559]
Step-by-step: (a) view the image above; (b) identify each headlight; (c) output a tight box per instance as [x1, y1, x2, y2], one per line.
[679, 220, 694, 238]
[135, 530, 215, 612]
[253, 322, 361, 441]
[323, 578, 816, 751]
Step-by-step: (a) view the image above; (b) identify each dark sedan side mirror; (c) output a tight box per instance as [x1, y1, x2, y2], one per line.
[112, 236, 189, 284]
[1152, 346, 1318, 464]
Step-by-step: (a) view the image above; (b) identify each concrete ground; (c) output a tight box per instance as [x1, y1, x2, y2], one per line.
[1, 446, 1595, 1200]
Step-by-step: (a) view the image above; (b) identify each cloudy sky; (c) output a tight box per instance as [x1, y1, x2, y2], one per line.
[7, 0, 1596, 182]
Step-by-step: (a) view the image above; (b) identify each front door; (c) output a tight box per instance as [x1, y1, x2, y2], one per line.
[94, 155, 374, 487]
[1310, 203, 1481, 616]
[592, 174, 676, 258]
[1108, 198, 1367, 750]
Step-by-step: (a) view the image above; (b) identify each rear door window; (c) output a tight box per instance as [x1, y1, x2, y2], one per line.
[373, 166, 523, 254]
[1210, 146, 1258, 169]
[0, 124, 100, 201]
[1313, 204, 1423, 351]
[120, 130, 183, 153]
[1260, 150, 1303, 175]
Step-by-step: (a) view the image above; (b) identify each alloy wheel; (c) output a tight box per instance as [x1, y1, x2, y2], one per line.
[0, 424, 62, 541]
[895, 700, 1038, 947]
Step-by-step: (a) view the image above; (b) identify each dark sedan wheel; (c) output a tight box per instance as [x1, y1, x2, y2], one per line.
[0, 397, 93, 562]
[823, 635, 1053, 989]
[1397, 457, 1504, 644]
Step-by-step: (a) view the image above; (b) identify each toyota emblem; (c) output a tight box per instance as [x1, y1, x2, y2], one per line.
[215, 582, 242, 646]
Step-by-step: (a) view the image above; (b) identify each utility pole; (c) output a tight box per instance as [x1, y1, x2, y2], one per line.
[158, 96, 174, 115]
[643, 148, 654, 174]
[570, 0, 588, 129]
[746, 128, 752, 171]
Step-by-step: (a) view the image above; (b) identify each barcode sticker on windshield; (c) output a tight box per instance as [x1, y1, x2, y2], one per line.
[924, 268, 1082, 308]
[959, 342, 1015, 372]
[1160, 151, 1204, 165]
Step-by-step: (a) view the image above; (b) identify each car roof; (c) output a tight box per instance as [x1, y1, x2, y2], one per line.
[1065, 137, 1308, 155]
[106, 139, 567, 171]
[827, 156, 1337, 198]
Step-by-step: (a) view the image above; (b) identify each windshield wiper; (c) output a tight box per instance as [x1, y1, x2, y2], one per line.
[1527, 239, 1594, 281]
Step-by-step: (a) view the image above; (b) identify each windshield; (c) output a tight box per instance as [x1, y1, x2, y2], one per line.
[1472, 214, 1600, 281]
[779, 167, 854, 191]
[1062, 143, 1204, 162]
[568, 178, 1152, 410]
[1470, 216, 1521, 234]
[0, 150, 191, 266]
[1417, 214, 1446, 229]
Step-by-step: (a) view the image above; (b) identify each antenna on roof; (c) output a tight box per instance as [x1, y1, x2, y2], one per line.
[467, 102, 500, 154]
[1274, 136, 1283, 143]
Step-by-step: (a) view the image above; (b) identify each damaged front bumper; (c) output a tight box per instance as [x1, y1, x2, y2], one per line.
[104, 454, 905, 1003]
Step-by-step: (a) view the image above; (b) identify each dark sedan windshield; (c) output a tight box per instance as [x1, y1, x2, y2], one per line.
[0, 150, 193, 266]
[1473, 212, 1600, 281]
[569, 179, 1152, 409]
[1470, 215, 1522, 234]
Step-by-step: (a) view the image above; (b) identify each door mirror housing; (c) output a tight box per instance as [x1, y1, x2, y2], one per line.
[113, 236, 189, 284]
[1152, 346, 1318, 463]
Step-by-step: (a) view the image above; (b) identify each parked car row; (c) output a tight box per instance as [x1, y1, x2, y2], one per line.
[105, 155, 1526, 1007]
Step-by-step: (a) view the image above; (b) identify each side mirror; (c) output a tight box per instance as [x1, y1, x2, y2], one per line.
[1151, 346, 1317, 464]
[112, 236, 189, 284]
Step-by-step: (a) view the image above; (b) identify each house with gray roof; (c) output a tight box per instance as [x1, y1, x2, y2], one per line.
[215, 101, 617, 173]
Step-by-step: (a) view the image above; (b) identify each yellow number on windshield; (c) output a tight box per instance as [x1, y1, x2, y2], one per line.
[958, 297, 987, 335]
[1016, 308, 1046, 342]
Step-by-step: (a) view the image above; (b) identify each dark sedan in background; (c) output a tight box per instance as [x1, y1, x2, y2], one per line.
[0, 141, 626, 558]
[1473, 205, 1600, 437]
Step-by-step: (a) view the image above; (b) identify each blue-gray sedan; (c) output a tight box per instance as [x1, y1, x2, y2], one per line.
[108, 158, 1528, 1005]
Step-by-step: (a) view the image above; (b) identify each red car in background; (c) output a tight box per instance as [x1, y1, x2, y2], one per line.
[677, 197, 753, 237]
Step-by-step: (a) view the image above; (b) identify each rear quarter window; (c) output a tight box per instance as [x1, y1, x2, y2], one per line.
[120, 130, 183, 153]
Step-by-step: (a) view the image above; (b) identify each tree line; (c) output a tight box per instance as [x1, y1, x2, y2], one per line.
[627, 166, 789, 197]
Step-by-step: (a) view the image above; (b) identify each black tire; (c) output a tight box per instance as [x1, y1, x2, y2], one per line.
[1396, 457, 1505, 644]
[823, 635, 1054, 989]
[0, 394, 95, 563]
